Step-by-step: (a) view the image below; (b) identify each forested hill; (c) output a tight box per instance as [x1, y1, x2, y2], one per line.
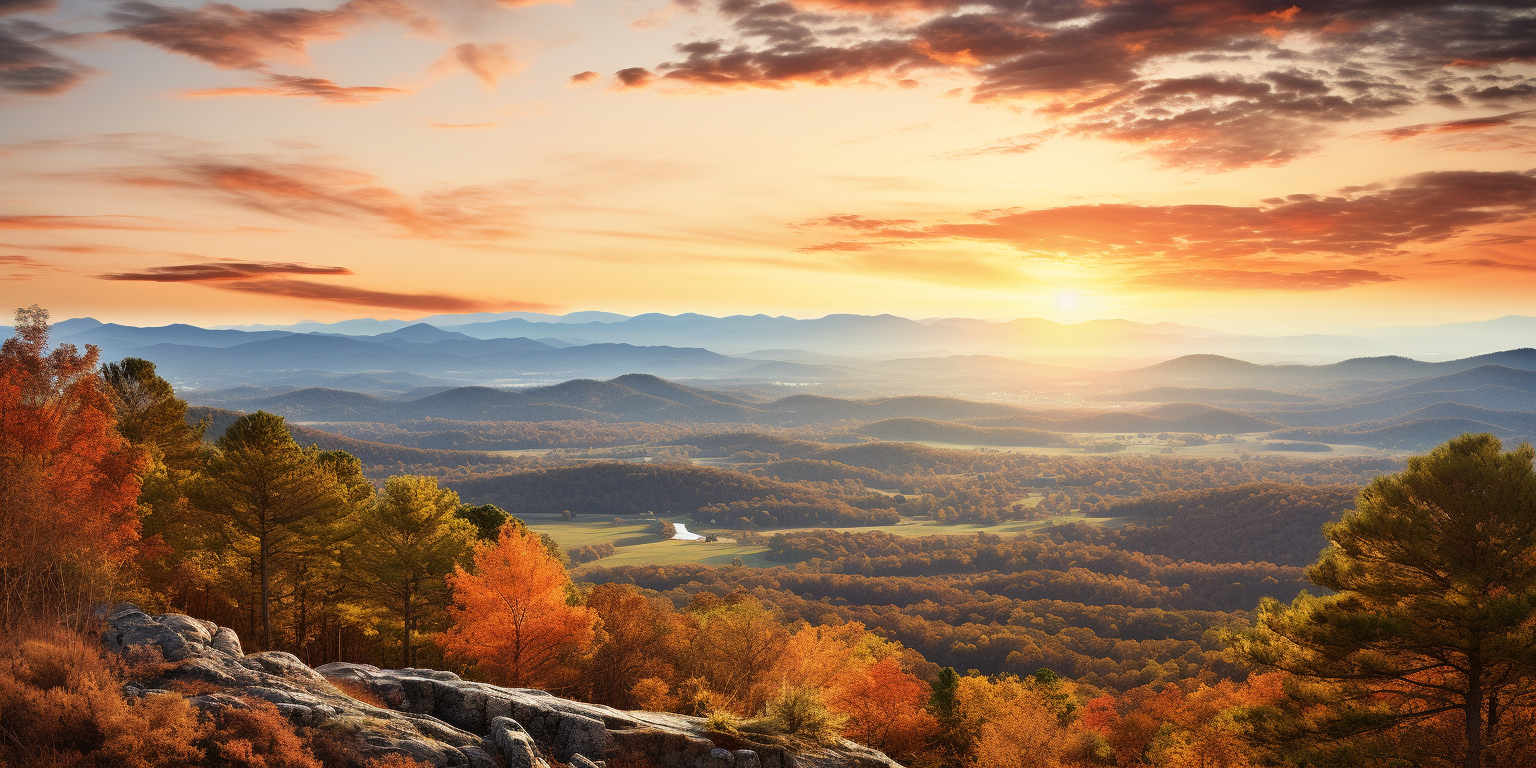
[448, 462, 901, 527]
[1062, 483, 1360, 567]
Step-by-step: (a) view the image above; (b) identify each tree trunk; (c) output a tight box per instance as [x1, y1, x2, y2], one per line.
[1465, 649, 1482, 768]
[402, 591, 413, 668]
[259, 532, 271, 651]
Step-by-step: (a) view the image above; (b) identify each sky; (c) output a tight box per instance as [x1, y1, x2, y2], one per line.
[0, 0, 1533, 333]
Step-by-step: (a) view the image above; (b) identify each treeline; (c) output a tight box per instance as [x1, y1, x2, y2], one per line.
[584, 562, 1257, 693]
[449, 462, 901, 527]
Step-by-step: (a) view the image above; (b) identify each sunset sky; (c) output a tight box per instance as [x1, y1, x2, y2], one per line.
[1, 0, 1533, 332]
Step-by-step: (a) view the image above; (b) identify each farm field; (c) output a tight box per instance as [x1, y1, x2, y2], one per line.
[519, 512, 1128, 571]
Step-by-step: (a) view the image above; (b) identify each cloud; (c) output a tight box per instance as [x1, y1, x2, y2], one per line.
[799, 169, 1536, 266]
[96, 259, 551, 311]
[429, 121, 498, 129]
[435, 42, 520, 87]
[0, 253, 66, 281]
[0, 214, 168, 230]
[104, 0, 417, 99]
[1428, 257, 1536, 272]
[0, 20, 93, 94]
[0, 0, 54, 15]
[1360, 110, 1536, 153]
[184, 73, 408, 102]
[91, 154, 527, 240]
[618, 0, 1536, 170]
[614, 67, 653, 87]
[105, 0, 416, 70]
[210, 278, 552, 312]
[100, 260, 352, 281]
[569, 69, 597, 84]
[1128, 268, 1402, 291]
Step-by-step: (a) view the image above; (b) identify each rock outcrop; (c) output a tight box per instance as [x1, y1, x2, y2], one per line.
[103, 606, 904, 768]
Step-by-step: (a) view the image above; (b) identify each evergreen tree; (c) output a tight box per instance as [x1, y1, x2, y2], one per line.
[352, 475, 474, 667]
[100, 357, 205, 470]
[1231, 434, 1536, 768]
[193, 411, 347, 650]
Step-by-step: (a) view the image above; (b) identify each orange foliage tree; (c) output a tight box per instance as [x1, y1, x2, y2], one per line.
[440, 523, 595, 688]
[0, 305, 145, 626]
[831, 656, 940, 762]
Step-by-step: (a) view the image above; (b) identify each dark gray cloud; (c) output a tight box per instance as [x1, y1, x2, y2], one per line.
[621, 0, 1536, 169]
[0, 19, 91, 94]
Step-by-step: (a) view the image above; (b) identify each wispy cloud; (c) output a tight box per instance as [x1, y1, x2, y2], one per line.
[97, 258, 553, 311]
[1359, 110, 1536, 154]
[89, 154, 528, 240]
[434, 42, 520, 87]
[0, 214, 169, 230]
[184, 73, 408, 102]
[0, 19, 93, 94]
[212, 277, 552, 312]
[100, 260, 352, 281]
[1128, 269, 1402, 291]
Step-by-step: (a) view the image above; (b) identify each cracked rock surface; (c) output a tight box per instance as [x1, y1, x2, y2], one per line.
[103, 606, 904, 768]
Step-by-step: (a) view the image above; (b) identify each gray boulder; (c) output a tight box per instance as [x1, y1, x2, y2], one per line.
[102, 606, 906, 768]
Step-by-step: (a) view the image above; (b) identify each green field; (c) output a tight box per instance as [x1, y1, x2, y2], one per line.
[520, 512, 1119, 572]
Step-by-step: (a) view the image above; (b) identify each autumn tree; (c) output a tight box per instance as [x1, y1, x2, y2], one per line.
[193, 411, 348, 650]
[0, 305, 146, 626]
[1231, 434, 1536, 768]
[581, 582, 688, 708]
[954, 674, 1069, 768]
[831, 657, 940, 763]
[441, 523, 594, 688]
[679, 595, 788, 713]
[350, 475, 472, 667]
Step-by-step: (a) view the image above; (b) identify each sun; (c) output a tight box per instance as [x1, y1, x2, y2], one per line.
[1055, 291, 1079, 312]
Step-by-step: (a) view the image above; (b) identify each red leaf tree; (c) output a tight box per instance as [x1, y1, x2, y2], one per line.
[0, 305, 146, 625]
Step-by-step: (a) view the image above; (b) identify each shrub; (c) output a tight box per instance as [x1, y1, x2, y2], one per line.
[748, 687, 846, 746]
[0, 623, 205, 768]
[205, 699, 322, 768]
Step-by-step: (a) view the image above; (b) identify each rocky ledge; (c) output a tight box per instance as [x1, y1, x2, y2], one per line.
[102, 606, 904, 768]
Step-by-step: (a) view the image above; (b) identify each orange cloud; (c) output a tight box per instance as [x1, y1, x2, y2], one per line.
[0, 214, 169, 230]
[1128, 268, 1401, 291]
[799, 169, 1536, 269]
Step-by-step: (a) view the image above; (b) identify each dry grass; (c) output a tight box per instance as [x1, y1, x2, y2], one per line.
[0, 623, 205, 768]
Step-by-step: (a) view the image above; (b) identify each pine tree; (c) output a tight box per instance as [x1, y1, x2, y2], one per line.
[1231, 433, 1536, 768]
[193, 411, 347, 650]
[351, 475, 473, 667]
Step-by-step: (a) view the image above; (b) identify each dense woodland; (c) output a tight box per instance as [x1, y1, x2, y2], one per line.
[7, 305, 1536, 768]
